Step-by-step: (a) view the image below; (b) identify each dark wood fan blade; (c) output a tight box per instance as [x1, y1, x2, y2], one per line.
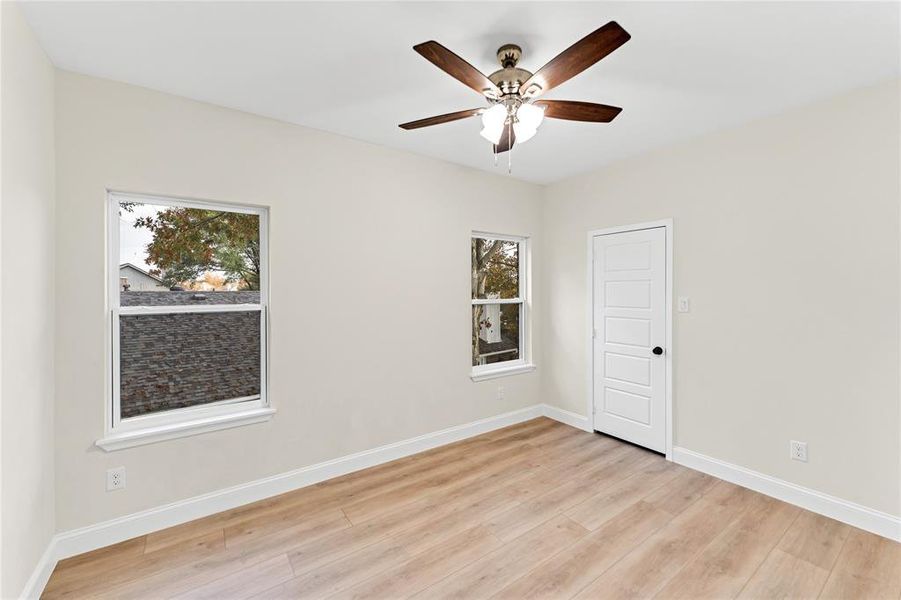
[414, 41, 502, 98]
[520, 22, 630, 98]
[495, 123, 515, 153]
[535, 100, 622, 122]
[399, 108, 483, 130]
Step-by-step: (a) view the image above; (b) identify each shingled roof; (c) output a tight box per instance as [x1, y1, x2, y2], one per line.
[119, 290, 262, 418]
[479, 336, 518, 355]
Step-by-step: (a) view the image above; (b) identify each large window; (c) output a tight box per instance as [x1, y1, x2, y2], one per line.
[471, 233, 533, 380]
[100, 192, 271, 450]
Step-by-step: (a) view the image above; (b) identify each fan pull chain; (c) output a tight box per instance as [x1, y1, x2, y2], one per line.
[507, 120, 512, 174]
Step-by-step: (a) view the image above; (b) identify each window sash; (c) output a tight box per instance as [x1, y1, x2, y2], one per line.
[118, 304, 262, 316]
[472, 301, 525, 370]
[111, 190, 264, 215]
[471, 297, 522, 305]
[471, 233, 529, 374]
[472, 231, 524, 243]
[108, 191, 269, 434]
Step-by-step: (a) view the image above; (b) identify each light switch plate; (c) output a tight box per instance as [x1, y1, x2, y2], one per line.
[678, 297, 690, 313]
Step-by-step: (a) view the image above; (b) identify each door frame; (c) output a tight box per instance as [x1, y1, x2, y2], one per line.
[587, 218, 674, 460]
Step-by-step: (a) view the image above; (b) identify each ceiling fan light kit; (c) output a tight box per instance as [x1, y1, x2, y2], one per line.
[399, 21, 631, 172]
[478, 99, 543, 144]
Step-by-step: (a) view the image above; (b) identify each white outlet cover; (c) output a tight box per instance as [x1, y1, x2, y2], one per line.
[107, 466, 127, 491]
[790, 441, 808, 462]
[678, 297, 690, 313]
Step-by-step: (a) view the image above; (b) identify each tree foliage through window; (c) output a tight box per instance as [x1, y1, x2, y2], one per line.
[124, 203, 260, 290]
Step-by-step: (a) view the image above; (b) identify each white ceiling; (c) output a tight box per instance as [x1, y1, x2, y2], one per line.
[21, 1, 901, 184]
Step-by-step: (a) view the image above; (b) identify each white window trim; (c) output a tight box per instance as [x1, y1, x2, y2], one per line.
[470, 232, 534, 381]
[98, 191, 272, 452]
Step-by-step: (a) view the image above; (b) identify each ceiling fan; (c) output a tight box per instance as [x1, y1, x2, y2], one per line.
[399, 21, 631, 159]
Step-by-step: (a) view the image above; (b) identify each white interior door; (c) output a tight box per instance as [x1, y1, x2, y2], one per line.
[593, 227, 667, 453]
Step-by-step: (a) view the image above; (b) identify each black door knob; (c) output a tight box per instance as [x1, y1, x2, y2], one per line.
[652, 346, 664, 355]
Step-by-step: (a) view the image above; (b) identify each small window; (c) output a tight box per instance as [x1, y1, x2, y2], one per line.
[102, 192, 270, 450]
[471, 233, 532, 380]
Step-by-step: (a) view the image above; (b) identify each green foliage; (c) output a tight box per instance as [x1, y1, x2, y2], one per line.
[134, 206, 260, 290]
[483, 244, 519, 299]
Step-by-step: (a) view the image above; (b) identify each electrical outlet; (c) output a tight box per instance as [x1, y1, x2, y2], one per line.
[497, 386, 505, 400]
[678, 297, 691, 313]
[790, 441, 808, 462]
[107, 466, 126, 491]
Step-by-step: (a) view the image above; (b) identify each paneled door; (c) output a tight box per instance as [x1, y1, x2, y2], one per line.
[592, 227, 667, 452]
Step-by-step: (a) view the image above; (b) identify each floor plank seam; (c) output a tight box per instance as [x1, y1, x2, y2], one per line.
[563, 508, 682, 600]
[339, 507, 353, 527]
[813, 524, 851, 599]
[649, 496, 731, 594]
[570, 481, 737, 600]
[739, 509, 804, 599]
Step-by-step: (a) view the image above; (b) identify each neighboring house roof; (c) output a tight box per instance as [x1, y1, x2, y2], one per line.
[119, 307, 261, 418]
[119, 262, 165, 284]
[120, 290, 261, 306]
[479, 337, 518, 355]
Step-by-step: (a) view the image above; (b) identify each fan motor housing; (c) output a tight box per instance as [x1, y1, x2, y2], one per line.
[489, 67, 533, 96]
[489, 45, 532, 96]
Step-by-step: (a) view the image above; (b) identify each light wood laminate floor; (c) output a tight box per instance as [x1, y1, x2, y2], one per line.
[43, 418, 901, 599]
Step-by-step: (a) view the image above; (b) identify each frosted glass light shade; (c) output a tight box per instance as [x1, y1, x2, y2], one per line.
[517, 102, 545, 130]
[512, 123, 537, 143]
[479, 104, 507, 144]
[512, 102, 545, 145]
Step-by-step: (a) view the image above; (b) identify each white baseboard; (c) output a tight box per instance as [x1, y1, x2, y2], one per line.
[20, 541, 58, 600]
[21, 404, 544, 598]
[541, 404, 591, 431]
[673, 447, 901, 542]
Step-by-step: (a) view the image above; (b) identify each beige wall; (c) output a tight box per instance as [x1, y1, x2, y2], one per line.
[54, 71, 543, 531]
[1, 2, 57, 596]
[541, 80, 901, 516]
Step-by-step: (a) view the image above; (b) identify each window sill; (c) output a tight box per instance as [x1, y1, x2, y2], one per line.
[95, 406, 276, 452]
[471, 363, 536, 382]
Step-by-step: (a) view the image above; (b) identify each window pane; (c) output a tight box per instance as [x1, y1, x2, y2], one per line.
[472, 303, 521, 367]
[118, 201, 260, 305]
[472, 238, 519, 299]
[119, 311, 261, 418]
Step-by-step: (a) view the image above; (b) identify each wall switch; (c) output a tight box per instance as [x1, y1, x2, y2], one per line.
[678, 297, 690, 313]
[497, 386, 505, 400]
[790, 441, 808, 462]
[107, 466, 127, 491]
